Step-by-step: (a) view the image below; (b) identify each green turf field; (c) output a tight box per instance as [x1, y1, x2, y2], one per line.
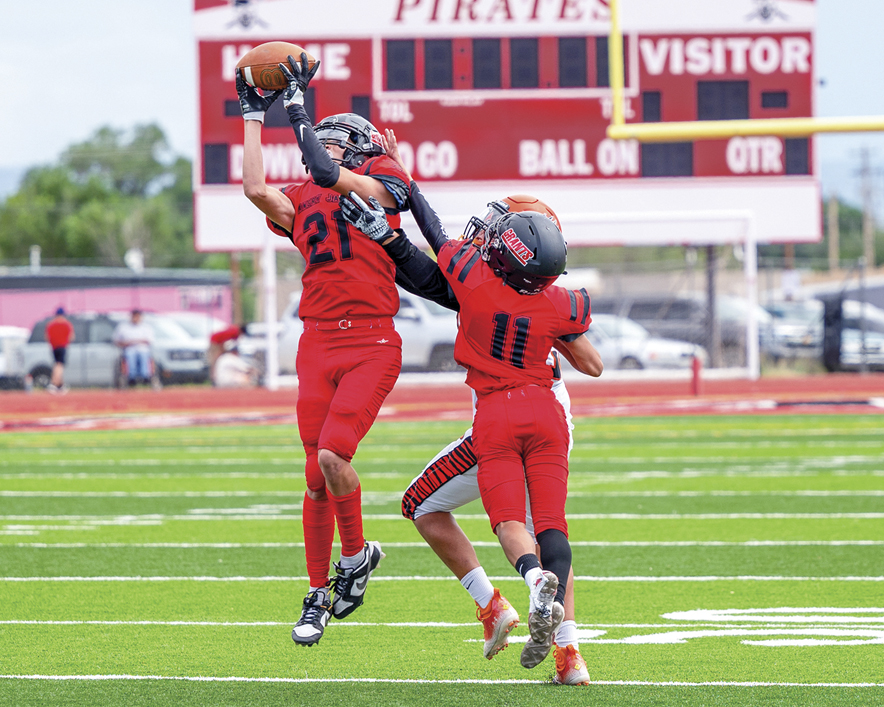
[0, 414, 882, 706]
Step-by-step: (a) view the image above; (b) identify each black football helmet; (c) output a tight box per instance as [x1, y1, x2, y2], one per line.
[313, 113, 385, 169]
[481, 211, 567, 295]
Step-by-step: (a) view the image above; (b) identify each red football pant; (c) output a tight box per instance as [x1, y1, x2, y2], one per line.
[296, 327, 402, 584]
[473, 385, 569, 537]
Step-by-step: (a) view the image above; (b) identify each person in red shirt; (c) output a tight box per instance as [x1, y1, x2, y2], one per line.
[341, 182, 602, 671]
[208, 324, 246, 384]
[44, 308, 74, 393]
[236, 53, 410, 646]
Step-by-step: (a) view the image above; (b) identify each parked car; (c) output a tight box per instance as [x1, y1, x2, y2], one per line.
[764, 299, 824, 359]
[248, 287, 460, 375]
[842, 300, 884, 335]
[23, 312, 209, 388]
[590, 293, 773, 366]
[0, 325, 29, 389]
[840, 328, 884, 371]
[586, 313, 708, 370]
[162, 312, 228, 349]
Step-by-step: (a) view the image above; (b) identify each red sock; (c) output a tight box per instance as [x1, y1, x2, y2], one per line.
[329, 485, 364, 557]
[302, 491, 335, 587]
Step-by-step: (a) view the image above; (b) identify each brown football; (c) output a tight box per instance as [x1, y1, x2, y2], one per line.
[236, 42, 316, 91]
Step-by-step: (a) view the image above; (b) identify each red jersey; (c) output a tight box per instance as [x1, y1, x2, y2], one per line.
[266, 155, 409, 321]
[45, 317, 73, 348]
[437, 239, 591, 395]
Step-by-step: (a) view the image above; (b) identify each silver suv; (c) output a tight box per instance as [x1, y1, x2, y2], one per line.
[246, 287, 460, 375]
[22, 312, 208, 388]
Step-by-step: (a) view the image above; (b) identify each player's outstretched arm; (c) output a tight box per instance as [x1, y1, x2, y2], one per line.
[339, 192, 457, 310]
[555, 335, 604, 377]
[279, 55, 397, 209]
[407, 181, 450, 255]
[237, 69, 294, 229]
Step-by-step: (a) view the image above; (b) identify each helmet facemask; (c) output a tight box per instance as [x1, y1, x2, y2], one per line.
[311, 114, 385, 171]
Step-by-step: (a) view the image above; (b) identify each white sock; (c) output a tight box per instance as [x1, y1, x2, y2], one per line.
[524, 567, 544, 591]
[556, 619, 579, 649]
[308, 585, 327, 596]
[339, 548, 365, 569]
[460, 567, 495, 608]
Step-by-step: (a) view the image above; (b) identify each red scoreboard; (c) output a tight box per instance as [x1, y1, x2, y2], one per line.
[193, 0, 820, 250]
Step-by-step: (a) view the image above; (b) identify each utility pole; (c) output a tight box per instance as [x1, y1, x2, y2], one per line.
[859, 148, 877, 269]
[827, 194, 840, 271]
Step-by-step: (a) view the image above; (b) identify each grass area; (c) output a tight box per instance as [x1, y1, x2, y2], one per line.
[0, 414, 882, 705]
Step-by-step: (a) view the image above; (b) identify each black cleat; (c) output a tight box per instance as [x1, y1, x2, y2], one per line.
[331, 541, 384, 620]
[291, 585, 332, 646]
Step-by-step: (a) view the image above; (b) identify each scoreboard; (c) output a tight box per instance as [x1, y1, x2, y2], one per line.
[193, 0, 820, 250]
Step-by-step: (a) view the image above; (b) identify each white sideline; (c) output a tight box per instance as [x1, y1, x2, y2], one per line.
[3, 512, 884, 522]
[12, 540, 884, 549]
[1, 575, 883, 582]
[0, 675, 881, 687]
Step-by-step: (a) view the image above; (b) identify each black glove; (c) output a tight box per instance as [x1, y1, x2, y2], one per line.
[235, 68, 281, 123]
[340, 192, 395, 242]
[279, 53, 320, 110]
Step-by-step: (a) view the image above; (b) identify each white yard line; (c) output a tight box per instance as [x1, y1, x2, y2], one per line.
[6, 511, 884, 523]
[0, 620, 881, 629]
[0, 674, 881, 687]
[1, 575, 882, 582]
[10, 540, 884, 549]
[2, 489, 881, 498]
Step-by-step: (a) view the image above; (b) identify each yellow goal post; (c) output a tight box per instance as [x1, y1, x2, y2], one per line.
[606, 0, 884, 142]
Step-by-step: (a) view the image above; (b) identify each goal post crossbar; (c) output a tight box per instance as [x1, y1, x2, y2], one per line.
[606, 0, 884, 143]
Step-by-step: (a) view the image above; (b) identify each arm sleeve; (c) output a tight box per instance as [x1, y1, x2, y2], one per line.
[408, 181, 450, 255]
[285, 104, 340, 188]
[385, 230, 460, 312]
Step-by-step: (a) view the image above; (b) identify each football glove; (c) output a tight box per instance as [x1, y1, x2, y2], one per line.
[340, 192, 395, 242]
[280, 52, 320, 109]
[235, 68, 281, 123]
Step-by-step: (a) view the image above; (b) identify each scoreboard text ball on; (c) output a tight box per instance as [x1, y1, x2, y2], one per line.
[193, 0, 820, 252]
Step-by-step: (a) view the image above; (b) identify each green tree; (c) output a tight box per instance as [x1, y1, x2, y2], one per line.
[0, 124, 199, 267]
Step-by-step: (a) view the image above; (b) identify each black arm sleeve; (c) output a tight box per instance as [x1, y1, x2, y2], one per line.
[408, 181, 450, 255]
[286, 103, 340, 188]
[386, 229, 459, 312]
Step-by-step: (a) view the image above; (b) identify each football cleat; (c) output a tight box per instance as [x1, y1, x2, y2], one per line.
[331, 540, 384, 620]
[553, 644, 591, 685]
[521, 570, 564, 668]
[291, 585, 332, 646]
[476, 588, 520, 659]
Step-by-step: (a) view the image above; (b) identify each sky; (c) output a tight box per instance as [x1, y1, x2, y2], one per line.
[0, 0, 882, 213]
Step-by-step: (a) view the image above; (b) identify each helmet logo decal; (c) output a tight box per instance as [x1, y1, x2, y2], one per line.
[500, 228, 533, 266]
[369, 131, 384, 148]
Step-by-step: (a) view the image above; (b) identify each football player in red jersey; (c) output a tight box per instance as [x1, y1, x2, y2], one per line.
[375, 181, 592, 682]
[341, 177, 602, 670]
[236, 54, 411, 646]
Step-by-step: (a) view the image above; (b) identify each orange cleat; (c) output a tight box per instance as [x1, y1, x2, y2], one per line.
[553, 644, 591, 685]
[476, 588, 520, 659]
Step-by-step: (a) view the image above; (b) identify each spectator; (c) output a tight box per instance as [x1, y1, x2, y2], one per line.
[214, 342, 257, 388]
[113, 309, 154, 387]
[45, 307, 74, 394]
[208, 324, 247, 383]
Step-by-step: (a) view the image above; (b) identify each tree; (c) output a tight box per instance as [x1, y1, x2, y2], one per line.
[0, 124, 198, 267]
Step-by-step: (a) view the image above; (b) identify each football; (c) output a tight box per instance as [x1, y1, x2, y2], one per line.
[236, 42, 316, 91]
